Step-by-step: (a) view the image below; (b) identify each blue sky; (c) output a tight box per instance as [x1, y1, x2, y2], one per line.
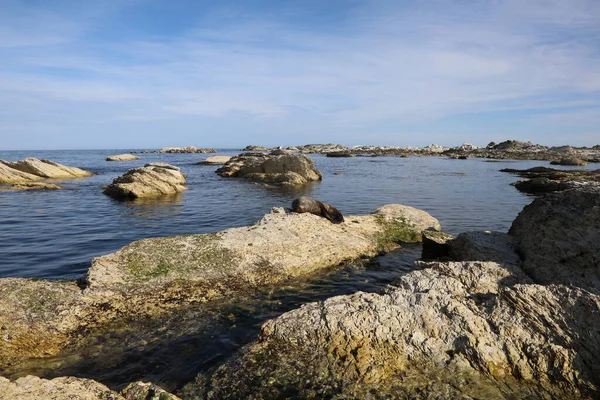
[1, 0, 599, 150]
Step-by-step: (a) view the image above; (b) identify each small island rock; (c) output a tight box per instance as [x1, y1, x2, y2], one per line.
[103, 163, 186, 199]
[216, 152, 322, 186]
[196, 156, 232, 165]
[106, 154, 140, 161]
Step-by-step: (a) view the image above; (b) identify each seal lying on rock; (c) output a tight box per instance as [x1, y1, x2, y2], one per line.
[291, 196, 344, 223]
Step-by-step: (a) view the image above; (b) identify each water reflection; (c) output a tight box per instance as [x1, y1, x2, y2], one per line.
[117, 193, 184, 219]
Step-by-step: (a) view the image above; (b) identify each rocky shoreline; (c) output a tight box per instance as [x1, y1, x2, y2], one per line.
[1, 184, 599, 398]
[1, 145, 599, 399]
[240, 140, 600, 162]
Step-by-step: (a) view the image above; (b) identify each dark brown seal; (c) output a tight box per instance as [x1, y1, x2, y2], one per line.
[291, 196, 344, 224]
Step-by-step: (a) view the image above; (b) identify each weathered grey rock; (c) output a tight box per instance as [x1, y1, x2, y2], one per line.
[87, 204, 440, 295]
[196, 156, 232, 165]
[421, 230, 454, 260]
[200, 261, 599, 399]
[449, 231, 521, 266]
[268, 149, 291, 155]
[0, 376, 125, 400]
[509, 185, 600, 294]
[106, 154, 139, 161]
[1, 158, 93, 179]
[243, 145, 267, 151]
[0, 204, 440, 364]
[216, 153, 322, 186]
[103, 163, 186, 199]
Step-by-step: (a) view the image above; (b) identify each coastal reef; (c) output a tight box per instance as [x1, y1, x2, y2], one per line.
[216, 152, 322, 186]
[501, 166, 600, 194]
[103, 162, 187, 199]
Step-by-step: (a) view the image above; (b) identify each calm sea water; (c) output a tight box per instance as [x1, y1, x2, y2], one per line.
[0, 149, 556, 391]
[0, 149, 542, 279]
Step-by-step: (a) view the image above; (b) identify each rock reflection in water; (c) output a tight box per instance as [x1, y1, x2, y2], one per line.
[118, 193, 184, 219]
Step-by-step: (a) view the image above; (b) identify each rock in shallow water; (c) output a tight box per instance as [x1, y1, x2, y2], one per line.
[0, 158, 93, 184]
[103, 163, 187, 199]
[216, 152, 322, 186]
[105, 154, 139, 161]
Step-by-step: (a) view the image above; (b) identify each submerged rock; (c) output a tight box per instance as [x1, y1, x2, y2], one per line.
[0, 158, 92, 184]
[199, 261, 599, 399]
[216, 152, 322, 186]
[509, 185, 600, 294]
[103, 163, 187, 199]
[106, 154, 139, 161]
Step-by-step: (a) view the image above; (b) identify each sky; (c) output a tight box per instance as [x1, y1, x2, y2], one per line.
[0, 0, 599, 150]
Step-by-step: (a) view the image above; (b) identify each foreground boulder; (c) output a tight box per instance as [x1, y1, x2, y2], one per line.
[216, 152, 322, 186]
[0, 158, 93, 184]
[199, 261, 600, 399]
[509, 184, 600, 294]
[0, 376, 179, 400]
[106, 154, 139, 161]
[103, 163, 186, 199]
[0, 204, 439, 365]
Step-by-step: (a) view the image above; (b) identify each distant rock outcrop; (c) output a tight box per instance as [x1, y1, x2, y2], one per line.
[105, 154, 139, 161]
[216, 152, 322, 186]
[242, 145, 267, 151]
[103, 163, 187, 199]
[501, 166, 600, 194]
[155, 146, 216, 154]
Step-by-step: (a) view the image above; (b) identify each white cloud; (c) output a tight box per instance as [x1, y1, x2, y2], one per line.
[0, 0, 599, 148]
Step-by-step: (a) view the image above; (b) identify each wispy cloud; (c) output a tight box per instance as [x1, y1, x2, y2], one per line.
[0, 0, 599, 149]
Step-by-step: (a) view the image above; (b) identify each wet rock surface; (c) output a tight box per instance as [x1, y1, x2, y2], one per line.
[216, 152, 322, 186]
[103, 163, 187, 199]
